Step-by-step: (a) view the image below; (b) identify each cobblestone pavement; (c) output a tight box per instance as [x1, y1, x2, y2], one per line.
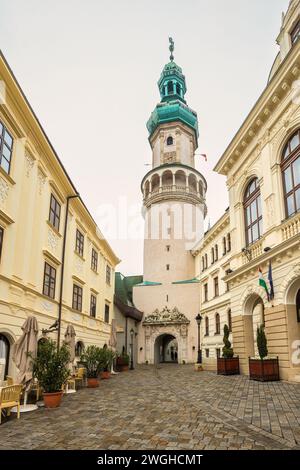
[0, 365, 299, 450]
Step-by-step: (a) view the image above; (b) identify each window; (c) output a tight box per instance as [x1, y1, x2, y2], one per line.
[244, 178, 263, 246]
[90, 294, 97, 318]
[204, 283, 208, 302]
[167, 81, 173, 94]
[0, 226, 3, 260]
[167, 136, 174, 146]
[166, 264, 170, 271]
[291, 20, 300, 46]
[216, 348, 221, 359]
[72, 284, 83, 312]
[0, 121, 13, 174]
[215, 244, 218, 261]
[75, 341, 84, 357]
[43, 262, 56, 299]
[282, 130, 300, 218]
[166, 245, 170, 252]
[297, 290, 300, 323]
[49, 194, 61, 231]
[223, 237, 227, 256]
[176, 83, 181, 96]
[228, 309, 232, 332]
[205, 349, 210, 358]
[205, 254, 208, 269]
[214, 277, 219, 297]
[91, 248, 98, 272]
[201, 256, 205, 272]
[205, 316, 209, 336]
[104, 304, 110, 323]
[106, 265, 111, 285]
[215, 313, 220, 335]
[75, 229, 84, 257]
[227, 233, 231, 252]
[211, 247, 215, 265]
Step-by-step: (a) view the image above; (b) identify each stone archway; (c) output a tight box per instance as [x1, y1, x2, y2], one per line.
[143, 306, 190, 365]
[154, 334, 178, 364]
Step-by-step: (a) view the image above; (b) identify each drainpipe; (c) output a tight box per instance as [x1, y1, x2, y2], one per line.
[57, 193, 80, 351]
[125, 316, 128, 354]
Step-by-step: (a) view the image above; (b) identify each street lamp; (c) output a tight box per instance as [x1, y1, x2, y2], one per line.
[195, 314, 203, 364]
[130, 328, 134, 370]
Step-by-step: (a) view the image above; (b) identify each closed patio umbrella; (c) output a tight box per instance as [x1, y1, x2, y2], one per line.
[11, 316, 39, 412]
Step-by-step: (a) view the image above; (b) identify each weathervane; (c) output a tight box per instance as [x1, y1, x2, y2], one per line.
[169, 37, 174, 62]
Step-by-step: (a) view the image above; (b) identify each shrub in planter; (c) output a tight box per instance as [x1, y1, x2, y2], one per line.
[249, 325, 280, 382]
[116, 353, 130, 371]
[80, 346, 105, 387]
[217, 325, 240, 376]
[31, 339, 70, 408]
[100, 348, 115, 379]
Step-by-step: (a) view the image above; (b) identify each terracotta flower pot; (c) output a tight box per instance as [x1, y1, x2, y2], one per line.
[100, 371, 111, 380]
[43, 391, 63, 408]
[87, 377, 100, 388]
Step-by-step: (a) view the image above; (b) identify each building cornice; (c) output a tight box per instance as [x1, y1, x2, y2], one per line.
[214, 40, 300, 175]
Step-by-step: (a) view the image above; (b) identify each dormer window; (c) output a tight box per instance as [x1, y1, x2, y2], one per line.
[291, 20, 300, 46]
[167, 136, 174, 146]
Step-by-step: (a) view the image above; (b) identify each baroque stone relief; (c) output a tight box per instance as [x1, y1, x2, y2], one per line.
[48, 228, 59, 254]
[37, 168, 46, 194]
[0, 177, 9, 204]
[143, 306, 190, 325]
[25, 151, 35, 177]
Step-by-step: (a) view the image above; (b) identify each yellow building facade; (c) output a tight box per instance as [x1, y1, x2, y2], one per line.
[0, 52, 119, 381]
[195, 0, 300, 382]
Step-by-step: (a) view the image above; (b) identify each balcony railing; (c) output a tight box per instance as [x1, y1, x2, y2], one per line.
[281, 212, 300, 242]
[242, 239, 263, 264]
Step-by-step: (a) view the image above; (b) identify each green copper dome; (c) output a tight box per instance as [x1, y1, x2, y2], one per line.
[147, 39, 199, 142]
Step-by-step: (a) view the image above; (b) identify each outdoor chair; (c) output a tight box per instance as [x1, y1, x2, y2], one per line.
[0, 385, 22, 424]
[74, 367, 86, 389]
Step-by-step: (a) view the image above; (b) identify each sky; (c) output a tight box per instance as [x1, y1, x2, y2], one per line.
[0, 0, 290, 275]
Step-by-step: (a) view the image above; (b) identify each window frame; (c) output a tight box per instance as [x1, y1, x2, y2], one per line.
[281, 130, 300, 219]
[214, 277, 219, 297]
[291, 20, 300, 46]
[0, 121, 13, 175]
[90, 294, 97, 318]
[106, 264, 111, 285]
[49, 194, 61, 232]
[205, 316, 209, 336]
[203, 283, 208, 302]
[75, 229, 84, 257]
[43, 262, 56, 299]
[91, 248, 98, 272]
[244, 178, 263, 246]
[104, 304, 110, 323]
[72, 284, 83, 312]
[215, 313, 221, 335]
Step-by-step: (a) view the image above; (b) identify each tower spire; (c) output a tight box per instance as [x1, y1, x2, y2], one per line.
[169, 37, 174, 62]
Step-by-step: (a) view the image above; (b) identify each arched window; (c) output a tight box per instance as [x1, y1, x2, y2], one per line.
[228, 309, 232, 332]
[176, 83, 181, 96]
[282, 130, 300, 218]
[296, 289, 300, 323]
[205, 317, 209, 336]
[167, 136, 174, 146]
[0, 334, 10, 379]
[244, 178, 263, 246]
[167, 81, 173, 94]
[215, 313, 220, 335]
[75, 341, 85, 357]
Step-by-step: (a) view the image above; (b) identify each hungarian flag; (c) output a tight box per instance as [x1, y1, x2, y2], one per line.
[268, 261, 274, 301]
[259, 268, 270, 301]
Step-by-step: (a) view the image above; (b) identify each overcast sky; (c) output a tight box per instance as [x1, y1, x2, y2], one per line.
[0, 0, 289, 275]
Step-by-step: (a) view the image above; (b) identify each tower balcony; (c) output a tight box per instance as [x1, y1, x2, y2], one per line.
[141, 164, 207, 210]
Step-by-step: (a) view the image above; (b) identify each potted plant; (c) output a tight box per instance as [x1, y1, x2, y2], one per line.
[100, 348, 115, 379]
[249, 325, 280, 382]
[31, 339, 70, 408]
[217, 325, 240, 375]
[116, 352, 130, 372]
[80, 345, 105, 387]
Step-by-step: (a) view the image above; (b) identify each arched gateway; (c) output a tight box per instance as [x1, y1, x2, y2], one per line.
[143, 307, 190, 365]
